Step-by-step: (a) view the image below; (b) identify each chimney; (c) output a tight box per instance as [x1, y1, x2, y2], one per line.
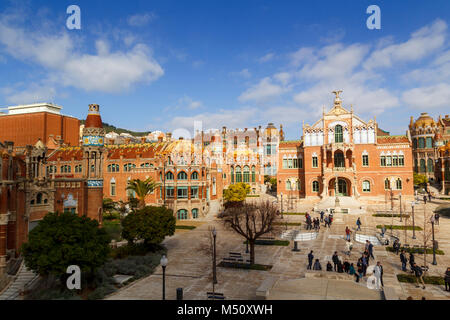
[140, 137, 146, 143]
[5, 141, 14, 153]
[166, 132, 172, 141]
[158, 136, 163, 143]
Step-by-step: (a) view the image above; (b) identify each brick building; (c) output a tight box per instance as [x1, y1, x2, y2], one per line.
[277, 91, 414, 207]
[0, 103, 80, 148]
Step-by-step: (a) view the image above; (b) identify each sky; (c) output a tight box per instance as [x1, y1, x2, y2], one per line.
[0, 0, 449, 140]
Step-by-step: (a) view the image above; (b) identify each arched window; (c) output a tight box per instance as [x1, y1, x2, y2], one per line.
[335, 125, 343, 143]
[286, 180, 291, 190]
[362, 180, 371, 192]
[75, 165, 82, 173]
[36, 193, 43, 204]
[192, 208, 198, 219]
[384, 178, 390, 190]
[166, 171, 174, 180]
[231, 167, 235, 184]
[243, 166, 250, 183]
[124, 163, 136, 172]
[334, 151, 345, 168]
[235, 166, 242, 183]
[427, 158, 434, 173]
[110, 178, 116, 196]
[420, 159, 426, 173]
[312, 181, 319, 192]
[418, 137, 425, 148]
[177, 171, 188, 180]
[191, 171, 199, 180]
[396, 178, 402, 190]
[251, 166, 256, 183]
[177, 209, 188, 220]
[426, 137, 433, 148]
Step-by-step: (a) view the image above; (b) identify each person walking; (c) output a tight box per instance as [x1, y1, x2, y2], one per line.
[412, 263, 426, 289]
[400, 250, 408, 272]
[356, 217, 362, 231]
[435, 212, 440, 226]
[362, 255, 368, 276]
[374, 261, 383, 289]
[345, 226, 351, 241]
[320, 210, 324, 223]
[332, 251, 339, 272]
[445, 267, 450, 292]
[313, 259, 322, 270]
[307, 250, 314, 270]
[329, 213, 333, 226]
[349, 263, 356, 276]
[368, 241, 375, 260]
[380, 225, 386, 237]
[409, 252, 415, 273]
[423, 195, 427, 204]
[346, 240, 353, 256]
[393, 239, 400, 255]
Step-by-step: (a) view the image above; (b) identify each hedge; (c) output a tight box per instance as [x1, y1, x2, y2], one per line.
[246, 195, 260, 198]
[372, 214, 410, 218]
[244, 239, 290, 246]
[218, 261, 272, 271]
[376, 225, 422, 231]
[386, 246, 444, 255]
[397, 274, 445, 285]
[284, 212, 306, 216]
[175, 225, 196, 230]
[274, 222, 302, 226]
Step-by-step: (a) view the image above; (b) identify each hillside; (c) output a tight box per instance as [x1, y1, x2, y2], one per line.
[80, 120, 151, 137]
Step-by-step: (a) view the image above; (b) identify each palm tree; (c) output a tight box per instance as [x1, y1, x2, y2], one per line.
[126, 178, 160, 209]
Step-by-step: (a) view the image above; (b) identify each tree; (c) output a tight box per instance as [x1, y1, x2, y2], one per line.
[21, 212, 110, 281]
[126, 178, 160, 209]
[103, 198, 116, 219]
[121, 206, 176, 246]
[414, 173, 428, 186]
[221, 201, 280, 264]
[269, 178, 277, 192]
[223, 182, 250, 206]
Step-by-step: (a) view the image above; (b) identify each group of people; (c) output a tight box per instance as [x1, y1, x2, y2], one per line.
[305, 213, 321, 231]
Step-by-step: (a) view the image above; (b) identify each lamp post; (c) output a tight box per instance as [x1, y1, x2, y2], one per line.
[390, 189, 394, 236]
[160, 255, 168, 300]
[399, 193, 402, 222]
[411, 201, 416, 239]
[280, 192, 283, 219]
[212, 228, 217, 297]
[430, 216, 437, 265]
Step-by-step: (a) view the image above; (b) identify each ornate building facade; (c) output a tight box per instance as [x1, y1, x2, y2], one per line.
[277, 91, 414, 206]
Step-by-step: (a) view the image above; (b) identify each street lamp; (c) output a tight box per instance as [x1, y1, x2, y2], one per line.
[160, 255, 168, 300]
[280, 192, 283, 219]
[212, 228, 218, 299]
[399, 193, 402, 222]
[411, 201, 416, 239]
[430, 215, 437, 265]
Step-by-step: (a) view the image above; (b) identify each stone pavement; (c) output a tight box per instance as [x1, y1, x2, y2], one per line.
[106, 198, 450, 300]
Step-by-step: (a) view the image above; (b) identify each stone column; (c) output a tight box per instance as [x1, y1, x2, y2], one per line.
[0, 213, 9, 275]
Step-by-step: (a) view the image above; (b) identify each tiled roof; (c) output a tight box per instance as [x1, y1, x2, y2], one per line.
[377, 135, 409, 144]
[279, 140, 302, 148]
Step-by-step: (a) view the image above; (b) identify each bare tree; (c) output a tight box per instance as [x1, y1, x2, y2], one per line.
[221, 201, 280, 264]
[422, 203, 439, 272]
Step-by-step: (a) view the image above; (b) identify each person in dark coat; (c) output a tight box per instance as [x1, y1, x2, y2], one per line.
[445, 267, 450, 291]
[320, 211, 324, 222]
[337, 261, 344, 273]
[312, 259, 322, 270]
[307, 250, 314, 270]
[435, 212, 440, 225]
[423, 195, 427, 204]
[326, 261, 333, 271]
[368, 241, 374, 260]
[332, 251, 339, 271]
[409, 252, 415, 273]
[393, 239, 400, 255]
[412, 263, 425, 289]
[400, 250, 408, 272]
[343, 260, 350, 273]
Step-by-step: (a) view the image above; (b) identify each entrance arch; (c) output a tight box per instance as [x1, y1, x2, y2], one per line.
[328, 177, 351, 196]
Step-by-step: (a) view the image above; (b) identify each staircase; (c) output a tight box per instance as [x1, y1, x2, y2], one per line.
[314, 196, 365, 215]
[0, 263, 38, 300]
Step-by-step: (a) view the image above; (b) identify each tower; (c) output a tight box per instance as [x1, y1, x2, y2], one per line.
[82, 104, 105, 222]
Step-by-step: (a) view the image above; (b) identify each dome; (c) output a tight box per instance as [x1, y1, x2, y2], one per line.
[264, 123, 279, 136]
[414, 112, 435, 128]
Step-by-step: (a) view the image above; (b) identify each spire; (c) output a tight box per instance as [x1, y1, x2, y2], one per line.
[279, 124, 285, 141]
[332, 90, 343, 109]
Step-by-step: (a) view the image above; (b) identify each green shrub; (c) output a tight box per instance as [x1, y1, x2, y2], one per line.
[372, 214, 410, 218]
[284, 212, 306, 215]
[397, 274, 445, 285]
[218, 261, 272, 271]
[244, 239, 290, 246]
[175, 225, 196, 230]
[386, 246, 444, 255]
[87, 284, 116, 300]
[274, 222, 302, 226]
[376, 225, 422, 230]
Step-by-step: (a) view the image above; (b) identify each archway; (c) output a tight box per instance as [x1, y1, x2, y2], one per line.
[328, 177, 351, 196]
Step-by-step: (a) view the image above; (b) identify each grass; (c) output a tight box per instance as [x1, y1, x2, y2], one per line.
[175, 225, 196, 230]
[372, 214, 410, 218]
[386, 246, 444, 255]
[397, 274, 445, 285]
[274, 222, 302, 226]
[246, 195, 260, 198]
[284, 212, 306, 216]
[102, 220, 122, 241]
[376, 225, 422, 231]
[218, 261, 272, 271]
[244, 239, 290, 246]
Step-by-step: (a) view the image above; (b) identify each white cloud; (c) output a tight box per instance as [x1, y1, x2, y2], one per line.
[238, 77, 287, 102]
[5, 84, 57, 105]
[402, 83, 450, 109]
[273, 72, 291, 85]
[177, 95, 203, 110]
[127, 13, 157, 27]
[0, 14, 164, 94]
[230, 68, 252, 79]
[258, 53, 275, 63]
[364, 19, 447, 69]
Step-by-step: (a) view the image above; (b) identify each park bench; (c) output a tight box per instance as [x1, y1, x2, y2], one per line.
[206, 292, 225, 300]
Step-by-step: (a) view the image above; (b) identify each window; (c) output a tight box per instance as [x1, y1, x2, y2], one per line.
[231, 167, 234, 184]
[243, 166, 250, 183]
[282, 159, 288, 168]
[399, 155, 404, 166]
[110, 179, 116, 196]
[140, 163, 151, 168]
[335, 125, 343, 143]
[426, 137, 433, 148]
[384, 178, 390, 190]
[392, 156, 398, 167]
[60, 165, 71, 173]
[177, 171, 188, 180]
[165, 186, 174, 198]
[251, 166, 256, 183]
[286, 180, 291, 190]
[418, 137, 425, 148]
[107, 164, 119, 172]
[396, 178, 402, 190]
[288, 159, 293, 168]
[413, 138, 417, 148]
[177, 209, 188, 220]
[36, 193, 42, 204]
[191, 186, 199, 198]
[75, 165, 82, 173]
[192, 208, 198, 219]
[266, 144, 272, 155]
[191, 171, 199, 180]
[362, 155, 369, 167]
[312, 156, 318, 168]
[380, 156, 386, 167]
[312, 181, 319, 192]
[124, 163, 136, 172]
[420, 159, 426, 173]
[362, 180, 371, 192]
[177, 186, 188, 199]
[427, 158, 434, 173]
[334, 152, 345, 168]
[166, 171, 174, 180]
[386, 156, 392, 167]
[235, 166, 242, 183]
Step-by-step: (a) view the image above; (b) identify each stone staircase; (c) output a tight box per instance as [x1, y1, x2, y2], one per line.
[0, 263, 38, 300]
[314, 196, 365, 215]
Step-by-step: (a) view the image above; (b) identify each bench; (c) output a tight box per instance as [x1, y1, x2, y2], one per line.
[229, 252, 242, 256]
[223, 257, 237, 262]
[206, 292, 225, 300]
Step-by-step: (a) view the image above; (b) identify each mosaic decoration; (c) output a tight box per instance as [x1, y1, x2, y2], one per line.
[83, 135, 104, 146]
[87, 179, 103, 188]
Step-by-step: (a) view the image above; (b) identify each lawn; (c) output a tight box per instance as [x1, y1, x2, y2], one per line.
[283, 212, 306, 216]
[218, 261, 272, 271]
[386, 246, 444, 255]
[244, 239, 290, 246]
[376, 225, 422, 231]
[397, 274, 445, 285]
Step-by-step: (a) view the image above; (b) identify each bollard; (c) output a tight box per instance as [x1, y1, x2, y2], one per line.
[292, 241, 300, 252]
[176, 288, 183, 300]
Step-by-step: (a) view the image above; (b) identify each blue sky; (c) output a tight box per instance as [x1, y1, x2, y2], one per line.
[0, 0, 449, 139]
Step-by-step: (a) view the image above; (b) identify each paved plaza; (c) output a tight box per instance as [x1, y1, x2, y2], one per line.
[106, 196, 450, 300]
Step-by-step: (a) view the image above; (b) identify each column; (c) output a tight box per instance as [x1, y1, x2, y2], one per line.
[0, 214, 9, 275]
